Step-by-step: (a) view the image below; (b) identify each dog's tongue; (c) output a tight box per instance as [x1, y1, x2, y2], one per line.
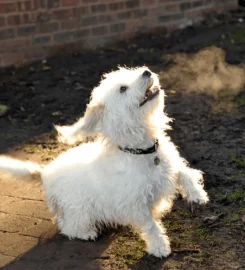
[145, 86, 159, 97]
[145, 89, 152, 97]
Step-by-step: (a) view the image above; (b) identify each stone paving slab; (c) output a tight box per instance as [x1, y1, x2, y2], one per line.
[0, 195, 52, 220]
[0, 255, 15, 269]
[0, 179, 57, 268]
[0, 232, 39, 257]
[0, 180, 43, 200]
[0, 213, 56, 237]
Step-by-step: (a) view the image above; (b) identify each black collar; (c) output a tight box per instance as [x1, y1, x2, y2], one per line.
[119, 139, 158, 155]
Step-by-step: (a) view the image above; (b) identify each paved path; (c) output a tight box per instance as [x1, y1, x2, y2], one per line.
[0, 175, 112, 270]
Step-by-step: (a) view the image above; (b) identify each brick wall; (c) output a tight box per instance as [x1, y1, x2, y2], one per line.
[0, 0, 238, 67]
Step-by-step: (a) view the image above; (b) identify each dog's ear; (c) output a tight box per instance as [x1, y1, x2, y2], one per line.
[55, 103, 104, 145]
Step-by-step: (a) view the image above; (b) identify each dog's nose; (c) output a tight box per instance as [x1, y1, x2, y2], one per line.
[142, 70, 151, 77]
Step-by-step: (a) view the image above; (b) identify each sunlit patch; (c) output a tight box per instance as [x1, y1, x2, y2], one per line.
[159, 47, 245, 96]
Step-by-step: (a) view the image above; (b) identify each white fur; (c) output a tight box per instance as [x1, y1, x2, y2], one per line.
[0, 66, 208, 258]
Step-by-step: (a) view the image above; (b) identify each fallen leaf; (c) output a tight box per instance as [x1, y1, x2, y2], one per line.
[51, 111, 62, 116]
[0, 104, 9, 116]
[42, 65, 51, 71]
[242, 215, 245, 223]
[203, 213, 225, 225]
[75, 82, 85, 90]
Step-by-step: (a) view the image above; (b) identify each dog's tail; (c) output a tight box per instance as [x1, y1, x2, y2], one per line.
[0, 156, 42, 181]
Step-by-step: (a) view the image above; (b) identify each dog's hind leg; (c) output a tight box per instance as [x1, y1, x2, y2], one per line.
[136, 215, 171, 258]
[59, 211, 98, 241]
[178, 167, 209, 204]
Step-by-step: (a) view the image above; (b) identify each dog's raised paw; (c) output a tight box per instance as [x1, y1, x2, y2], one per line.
[188, 189, 209, 205]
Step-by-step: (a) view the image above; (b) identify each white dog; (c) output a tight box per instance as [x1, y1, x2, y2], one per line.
[0, 67, 208, 258]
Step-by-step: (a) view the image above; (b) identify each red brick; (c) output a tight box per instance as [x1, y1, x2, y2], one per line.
[180, 2, 191, 11]
[82, 0, 98, 3]
[72, 6, 90, 17]
[18, 0, 39, 12]
[158, 0, 173, 3]
[80, 16, 98, 26]
[108, 2, 124, 11]
[40, 0, 46, 8]
[54, 31, 75, 42]
[133, 9, 148, 18]
[33, 35, 51, 45]
[92, 25, 108, 36]
[0, 2, 17, 13]
[47, 0, 60, 8]
[75, 28, 90, 39]
[0, 52, 25, 67]
[53, 8, 73, 19]
[25, 46, 46, 61]
[165, 4, 179, 12]
[110, 23, 125, 33]
[193, 1, 205, 8]
[23, 13, 32, 24]
[186, 9, 202, 18]
[98, 14, 113, 24]
[38, 22, 59, 33]
[0, 38, 31, 49]
[141, 0, 156, 5]
[159, 13, 184, 23]
[91, 4, 107, 13]
[60, 19, 79, 30]
[17, 25, 36, 37]
[125, 0, 140, 8]
[0, 16, 5, 27]
[7, 15, 21, 26]
[62, 0, 79, 6]
[0, 28, 15, 40]
[117, 11, 132, 20]
[36, 12, 52, 23]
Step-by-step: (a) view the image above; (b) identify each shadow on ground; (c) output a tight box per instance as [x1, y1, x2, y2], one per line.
[3, 233, 113, 270]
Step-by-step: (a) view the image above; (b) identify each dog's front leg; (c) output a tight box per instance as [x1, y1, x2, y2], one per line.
[178, 167, 209, 204]
[137, 216, 171, 258]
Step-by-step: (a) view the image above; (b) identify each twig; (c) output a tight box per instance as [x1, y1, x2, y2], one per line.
[173, 248, 200, 253]
[8, 115, 14, 125]
[92, 256, 110, 260]
[104, 48, 126, 53]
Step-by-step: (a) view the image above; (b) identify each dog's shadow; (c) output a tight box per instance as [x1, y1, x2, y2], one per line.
[2, 226, 176, 270]
[3, 230, 113, 270]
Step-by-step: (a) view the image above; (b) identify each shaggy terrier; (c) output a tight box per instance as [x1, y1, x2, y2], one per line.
[0, 67, 208, 258]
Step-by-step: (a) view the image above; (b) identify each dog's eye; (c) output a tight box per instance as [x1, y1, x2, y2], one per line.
[120, 86, 128, 93]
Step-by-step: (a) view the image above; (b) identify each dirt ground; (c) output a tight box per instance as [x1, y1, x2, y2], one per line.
[0, 9, 245, 270]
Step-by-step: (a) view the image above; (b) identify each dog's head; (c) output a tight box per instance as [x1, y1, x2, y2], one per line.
[57, 67, 169, 147]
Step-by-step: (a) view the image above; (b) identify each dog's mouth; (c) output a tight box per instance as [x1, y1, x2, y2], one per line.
[140, 80, 160, 107]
